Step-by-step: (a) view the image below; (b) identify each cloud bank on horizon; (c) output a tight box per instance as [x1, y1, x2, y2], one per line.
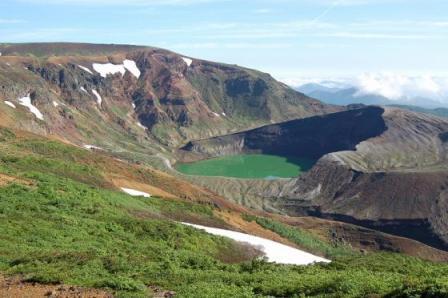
[284, 73, 448, 106]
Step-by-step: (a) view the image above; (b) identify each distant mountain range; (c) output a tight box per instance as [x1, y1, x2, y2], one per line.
[388, 104, 448, 118]
[296, 81, 448, 111]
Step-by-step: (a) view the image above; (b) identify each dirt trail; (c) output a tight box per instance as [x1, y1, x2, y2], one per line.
[0, 275, 112, 298]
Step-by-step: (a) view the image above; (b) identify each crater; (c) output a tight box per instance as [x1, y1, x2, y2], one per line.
[176, 106, 387, 178]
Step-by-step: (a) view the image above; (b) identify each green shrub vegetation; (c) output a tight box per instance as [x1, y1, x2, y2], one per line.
[0, 137, 448, 297]
[242, 214, 354, 258]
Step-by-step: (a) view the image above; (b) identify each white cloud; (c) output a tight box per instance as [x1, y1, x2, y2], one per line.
[282, 73, 448, 105]
[171, 42, 292, 49]
[0, 18, 25, 24]
[355, 73, 448, 102]
[309, 0, 407, 6]
[142, 18, 446, 42]
[323, 32, 441, 40]
[0, 28, 80, 42]
[430, 21, 448, 27]
[281, 77, 352, 89]
[20, 0, 224, 5]
[253, 8, 272, 14]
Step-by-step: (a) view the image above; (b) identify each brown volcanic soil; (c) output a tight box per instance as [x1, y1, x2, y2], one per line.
[0, 275, 112, 298]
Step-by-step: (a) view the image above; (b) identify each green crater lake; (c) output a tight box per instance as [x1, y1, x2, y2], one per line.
[175, 154, 315, 179]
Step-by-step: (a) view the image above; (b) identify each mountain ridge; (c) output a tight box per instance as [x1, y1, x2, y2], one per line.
[0, 42, 339, 150]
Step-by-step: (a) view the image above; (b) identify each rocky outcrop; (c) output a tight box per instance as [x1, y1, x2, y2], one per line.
[274, 108, 448, 250]
[278, 158, 448, 250]
[179, 106, 387, 160]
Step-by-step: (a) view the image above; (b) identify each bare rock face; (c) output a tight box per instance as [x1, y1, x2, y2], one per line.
[279, 159, 448, 250]
[179, 106, 387, 160]
[278, 108, 448, 250]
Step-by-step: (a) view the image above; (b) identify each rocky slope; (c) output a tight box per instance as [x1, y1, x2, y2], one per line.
[180, 106, 448, 250]
[0, 43, 338, 151]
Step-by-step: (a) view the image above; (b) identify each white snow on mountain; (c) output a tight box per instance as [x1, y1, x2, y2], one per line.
[92, 59, 141, 78]
[182, 223, 330, 265]
[77, 64, 93, 74]
[123, 59, 141, 78]
[137, 122, 147, 130]
[83, 144, 103, 150]
[121, 187, 150, 198]
[18, 95, 44, 120]
[182, 57, 193, 66]
[92, 62, 126, 78]
[4, 101, 16, 108]
[92, 89, 102, 105]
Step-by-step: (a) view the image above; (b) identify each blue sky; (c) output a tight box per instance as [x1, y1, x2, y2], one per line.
[1, 0, 448, 81]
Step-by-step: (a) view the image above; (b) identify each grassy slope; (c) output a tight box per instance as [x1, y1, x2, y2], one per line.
[242, 215, 354, 259]
[0, 128, 447, 297]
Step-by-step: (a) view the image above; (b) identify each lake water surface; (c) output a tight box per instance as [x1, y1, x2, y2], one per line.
[176, 154, 315, 179]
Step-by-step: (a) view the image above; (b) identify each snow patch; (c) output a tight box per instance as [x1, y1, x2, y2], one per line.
[92, 89, 102, 105]
[4, 101, 16, 108]
[18, 95, 44, 120]
[77, 64, 93, 75]
[137, 122, 147, 130]
[221, 112, 226, 116]
[123, 59, 141, 78]
[212, 112, 220, 117]
[92, 63, 126, 78]
[131, 102, 136, 109]
[80, 86, 88, 93]
[156, 153, 172, 169]
[83, 144, 103, 150]
[52, 101, 59, 107]
[182, 223, 330, 265]
[181, 57, 193, 67]
[121, 187, 150, 198]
